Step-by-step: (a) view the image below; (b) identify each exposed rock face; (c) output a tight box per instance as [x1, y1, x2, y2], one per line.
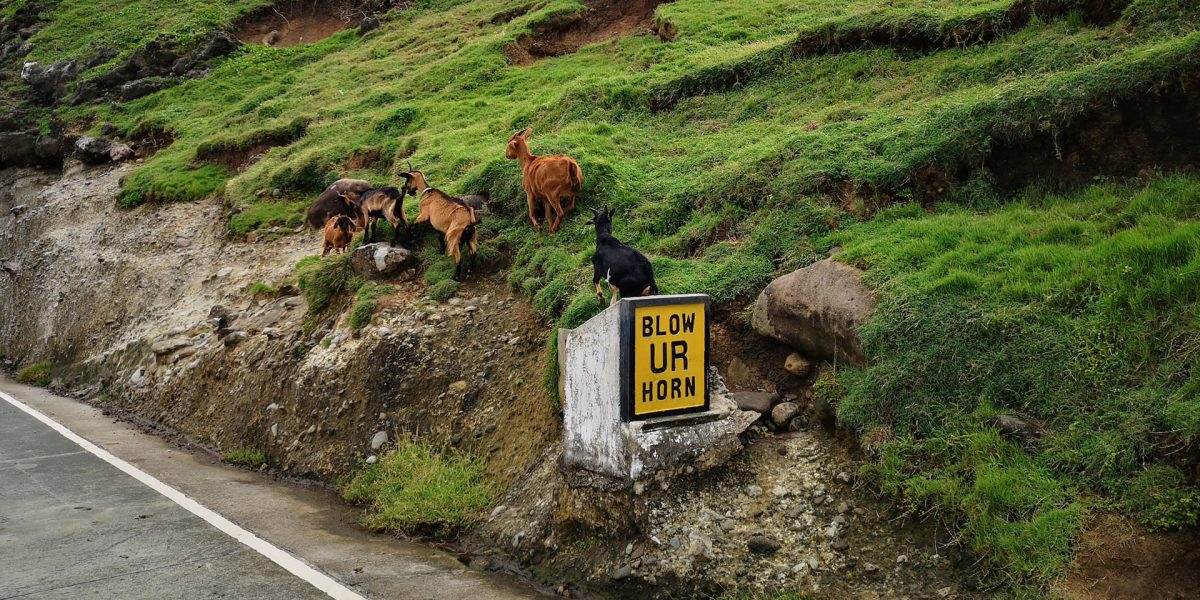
[751, 259, 875, 366]
[74, 136, 113, 164]
[349, 243, 416, 280]
[0, 132, 36, 166]
[20, 60, 82, 101]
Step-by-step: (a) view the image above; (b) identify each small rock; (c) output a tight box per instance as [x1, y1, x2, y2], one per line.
[10, 204, 27, 215]
[270, 423, 279, 438]
[747, 534, 781, 555]
[223, 331, 248, 347]
[770, 402, 800, 428]
[726, 357, 753, 388]
[108, 142, 134, 161]
[216, 267, 233, 278]
[612, 565, 632, 580]
[370, 431, 388, 450]
[746, 485, 763, 498]
[448, 380, 468, 393]
[896, 554, 909, 564]
[937, 586, 953, 598]
[731, 391, 775, 414]
[784, 352, 813, 377]
[836, 471, 852, 483]
[989, 414, 1040, 445]
[365, 455, 378, 465]
[720, 519, 736, 532]
[836, 501, 849, 514]
[174, 236, 191, 248]
[831, 539, 849, 552]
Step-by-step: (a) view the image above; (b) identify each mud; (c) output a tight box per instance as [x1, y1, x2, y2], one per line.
[1057, 515, 1200, 600]
[504, 0, 673, 65]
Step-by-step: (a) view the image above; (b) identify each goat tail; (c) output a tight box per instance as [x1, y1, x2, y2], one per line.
[567, 161, 582, 189]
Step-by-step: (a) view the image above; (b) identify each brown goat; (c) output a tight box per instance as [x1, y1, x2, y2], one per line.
[322, 214, 355, 256]
[505, 128, 582, 233]
[354, 186, 410, 246]
[398, 170, 480, 280]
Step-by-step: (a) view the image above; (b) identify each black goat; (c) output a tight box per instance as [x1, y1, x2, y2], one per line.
[587, 206, 657, 305]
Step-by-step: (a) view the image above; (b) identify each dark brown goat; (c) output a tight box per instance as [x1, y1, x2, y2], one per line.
[398, 170, 480, 280]
[355, 186, 410, 246]
[306, 178, 372, 230]
[505, 128, 582, 233]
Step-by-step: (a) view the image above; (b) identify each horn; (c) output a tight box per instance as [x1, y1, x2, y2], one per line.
[589, 206, 601, 215]
[404, 161, 413, 173]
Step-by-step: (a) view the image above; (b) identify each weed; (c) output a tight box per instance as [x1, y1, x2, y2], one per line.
[222, 446, 267, 469]
[343, 438, 493, 537]
[16, 361, 52, 387]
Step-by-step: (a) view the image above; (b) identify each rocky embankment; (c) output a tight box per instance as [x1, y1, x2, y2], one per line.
[1, 162, 993, 598]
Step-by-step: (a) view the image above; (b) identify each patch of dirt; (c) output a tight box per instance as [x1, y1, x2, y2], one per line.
[129, 127, 178, 159]
[234, 1, 403, 47]
[1056, 515, 1200, 600]
[983, 75, 1200, 193]
[504, 0, 674, 65]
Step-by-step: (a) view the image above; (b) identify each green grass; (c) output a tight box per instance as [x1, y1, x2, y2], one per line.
[828, 175, 1200, 585]
[295, 252, 359, 314]
[247, 281, 279, 297]
[23, 0, 271, 69]
[222, 445, 267, 469]
[15, 361, 52, 387]
[342, 438, 493, 537]
[349, 281, 392, 329]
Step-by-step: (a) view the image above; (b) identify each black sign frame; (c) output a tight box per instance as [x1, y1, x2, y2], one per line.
[619, 294, 711, 422]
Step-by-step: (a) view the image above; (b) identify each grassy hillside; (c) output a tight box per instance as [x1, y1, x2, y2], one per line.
[7, 0, 1200, 592]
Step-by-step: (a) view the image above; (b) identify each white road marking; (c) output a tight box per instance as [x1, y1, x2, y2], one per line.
[0, 389, 367, 600]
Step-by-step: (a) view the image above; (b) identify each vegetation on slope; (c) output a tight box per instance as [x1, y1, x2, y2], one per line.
[7, 0, 1200, 590]
[829, 175, 1200, 585]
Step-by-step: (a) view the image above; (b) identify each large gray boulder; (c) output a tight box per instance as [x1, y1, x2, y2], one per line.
[751, 259, 875, 366]
[350, 243, 416, 280]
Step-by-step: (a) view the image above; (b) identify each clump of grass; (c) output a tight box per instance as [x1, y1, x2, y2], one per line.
[222, 446, 267, 469]
[248, 281, 280, 297]
[349, 282, 392, 330]
[343, 438, 493, 537]
[16, 361, 52, 387]
[296, 253, 357, 313]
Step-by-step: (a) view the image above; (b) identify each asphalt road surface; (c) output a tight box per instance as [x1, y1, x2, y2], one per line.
[0, 379, 545, 600]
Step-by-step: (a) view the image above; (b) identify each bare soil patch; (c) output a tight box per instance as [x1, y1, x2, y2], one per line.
[1057, 515, 1200, 600]
[504, 0, 674, 65]
[234, 1, 404, 47]
[984, 75, 1200, 194]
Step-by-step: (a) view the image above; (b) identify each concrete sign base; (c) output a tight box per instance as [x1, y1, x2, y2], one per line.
[558, 298, 757, 485]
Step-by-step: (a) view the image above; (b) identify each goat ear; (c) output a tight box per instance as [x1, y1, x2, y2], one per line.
[521, 128, 531, 137]
[585, 218, 595, 225]
[608, 207, 616, 219]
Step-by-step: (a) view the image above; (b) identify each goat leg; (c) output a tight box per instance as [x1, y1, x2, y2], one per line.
[594, 280, 604, 302]
[609, 284, 620, 306]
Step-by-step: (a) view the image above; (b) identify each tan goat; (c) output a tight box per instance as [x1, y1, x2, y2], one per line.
[398, 170, 480, 280]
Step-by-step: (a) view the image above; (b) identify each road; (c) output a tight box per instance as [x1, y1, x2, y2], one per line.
[0, 378, 546, 600]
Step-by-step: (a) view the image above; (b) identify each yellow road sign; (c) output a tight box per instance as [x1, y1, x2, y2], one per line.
[621, 295, 710, 420]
